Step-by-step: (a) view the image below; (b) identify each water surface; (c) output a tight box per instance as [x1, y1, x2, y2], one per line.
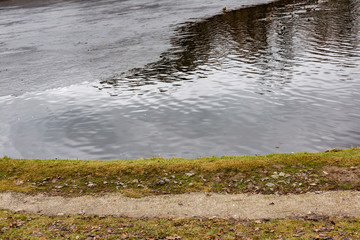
[1, 0, 359, 159]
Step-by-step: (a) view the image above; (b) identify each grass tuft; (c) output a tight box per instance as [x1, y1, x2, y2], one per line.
[0, 210, 359, 239]
[0, 148, 359, 197]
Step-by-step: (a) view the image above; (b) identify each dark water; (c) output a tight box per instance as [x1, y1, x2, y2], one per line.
[0, 0, 359, 160]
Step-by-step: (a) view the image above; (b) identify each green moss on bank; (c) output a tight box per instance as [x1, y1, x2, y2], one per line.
[0, 210, 359, 239]
[0, 148, 359, 197]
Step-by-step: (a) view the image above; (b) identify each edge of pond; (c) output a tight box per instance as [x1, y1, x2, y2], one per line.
[1, 148, 359, 197]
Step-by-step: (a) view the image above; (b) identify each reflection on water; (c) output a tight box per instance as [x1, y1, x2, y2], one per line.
[96, 1, 359, 95]
[0, 0, 360, 160]
[98, 0, 360, 96]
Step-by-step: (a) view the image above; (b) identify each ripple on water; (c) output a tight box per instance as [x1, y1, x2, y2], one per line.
[1, 0, 360, 159]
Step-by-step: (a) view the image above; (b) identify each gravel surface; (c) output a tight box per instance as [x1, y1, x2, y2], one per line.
[1, 191, 359, 219]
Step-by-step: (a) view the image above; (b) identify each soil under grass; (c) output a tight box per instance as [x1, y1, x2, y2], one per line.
[1, 149, 360, 239]
[0, 210, 359, 239]
[0, 148, 359, 197]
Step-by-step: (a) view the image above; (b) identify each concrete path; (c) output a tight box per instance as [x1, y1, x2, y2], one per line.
[1, 191, 359, 219]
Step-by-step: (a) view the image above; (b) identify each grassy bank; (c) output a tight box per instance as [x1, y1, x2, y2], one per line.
[0, 210, 359, 239]
[0, 148, 359, 197]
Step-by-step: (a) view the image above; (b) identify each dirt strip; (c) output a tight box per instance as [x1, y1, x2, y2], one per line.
[1, 191, 359, 219]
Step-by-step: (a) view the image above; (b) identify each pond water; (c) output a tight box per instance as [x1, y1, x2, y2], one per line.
[1, 0, 359, 160]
